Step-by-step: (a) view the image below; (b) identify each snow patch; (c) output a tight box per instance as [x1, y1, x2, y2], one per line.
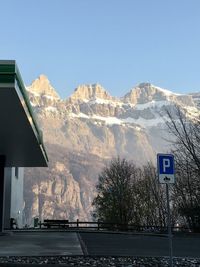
[135, 100, 169, 110]
[93, 115, 122, 125]
[69, 112, 166, 127]
[154, 85, 181, 96]
[91, 98, 122, 107]
[30, 101, 38, 107]
[70, 112, 90, 119]
[80, 97, 123, 107]
[26, 87, 59, 100]
[135, 126, 142, 131]
[43, 94, 59, 100]
[27, 90, 40, 97]
[45, 106, 58, 113]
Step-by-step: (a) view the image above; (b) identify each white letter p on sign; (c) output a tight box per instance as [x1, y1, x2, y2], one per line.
[163, 159, 170, 172]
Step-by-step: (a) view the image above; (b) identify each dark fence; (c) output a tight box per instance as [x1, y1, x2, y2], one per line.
[36, 219, 193, 233]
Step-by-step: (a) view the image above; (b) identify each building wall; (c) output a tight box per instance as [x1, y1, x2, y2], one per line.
[4, 167, 24, 229]
[10, 167, 24, 228]
[4, 168, 12, 229]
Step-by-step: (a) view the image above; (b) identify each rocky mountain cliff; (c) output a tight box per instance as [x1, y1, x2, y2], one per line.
[24, 76, 199, 225]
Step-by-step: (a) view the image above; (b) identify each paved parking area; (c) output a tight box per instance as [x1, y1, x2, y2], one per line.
[0, 231, 200, 258]
[0, 232, 83, 256]
[80, 232, 200, 258]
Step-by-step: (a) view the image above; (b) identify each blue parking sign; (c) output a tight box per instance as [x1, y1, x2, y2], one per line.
[157, 154, 175, 184]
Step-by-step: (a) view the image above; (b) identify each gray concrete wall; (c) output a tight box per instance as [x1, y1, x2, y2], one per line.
[10, 167, 24, 228]
[4, 168, 12, 229]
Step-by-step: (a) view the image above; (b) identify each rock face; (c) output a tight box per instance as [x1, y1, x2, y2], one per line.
[23, 79, 199, 225]
[70, 83, 115, 102]
[27, 75, 60, 99]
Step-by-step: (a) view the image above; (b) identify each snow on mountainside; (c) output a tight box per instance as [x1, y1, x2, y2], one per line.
[189, 92, 200, 108]
[24, 77, 200, 225]
[66, 82, 196, 128]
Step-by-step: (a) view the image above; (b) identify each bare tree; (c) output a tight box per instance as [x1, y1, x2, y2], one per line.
[165, 105, 200, 173]
[165, 105, 200, 231]
[92, 157, 138, 225]
[134, 163, 167, 227]
[92, 158, 166, 229]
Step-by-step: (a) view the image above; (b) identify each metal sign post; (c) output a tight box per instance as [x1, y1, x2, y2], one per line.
[157, 154, 175, 267]
[166, 183, 173, 267]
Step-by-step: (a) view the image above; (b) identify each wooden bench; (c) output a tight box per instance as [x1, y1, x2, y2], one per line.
[42, 219, 69, 229]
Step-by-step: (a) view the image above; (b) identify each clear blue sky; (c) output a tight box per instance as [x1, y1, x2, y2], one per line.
[1, 0, 200, 98]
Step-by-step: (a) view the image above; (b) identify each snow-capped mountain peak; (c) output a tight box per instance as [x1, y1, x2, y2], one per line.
[137, 83, 178, 96]
[27, 74, 60, 99]
[122, 82, 194, 107]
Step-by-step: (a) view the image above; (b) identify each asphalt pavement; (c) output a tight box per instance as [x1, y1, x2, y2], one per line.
[0, 232, 83, 256]
[79, 232, 200, 258]
[0, 231, 199, 258]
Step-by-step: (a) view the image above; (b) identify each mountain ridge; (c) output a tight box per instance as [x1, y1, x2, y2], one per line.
[23, 75, 200, 225]
[28, 74, 193, 101]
